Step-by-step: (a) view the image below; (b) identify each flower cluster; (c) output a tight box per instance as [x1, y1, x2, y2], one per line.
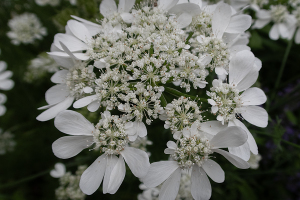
[38, 0, 269, 199]
[7, 13, 47, 45]
[24, 53, 60, 83]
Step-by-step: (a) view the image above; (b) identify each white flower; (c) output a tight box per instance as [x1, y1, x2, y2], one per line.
[253, 5, 297, 40]
[7, 13, 47, 45]
[125, 121, 147, 141]
[24, 52, 60, 82]
[52, 110, 150, 195]
[207, 50, 267, 160]
[0, 61, 14, 91]
[55, 165, 86, 200]
[50, 163, 66, 178]
[35, 0, 60, 6]
[0, 129, 16, 155]
[229, 0, 269, 12]
[36, 59, 95, 121]
[142, 123, 249, 200]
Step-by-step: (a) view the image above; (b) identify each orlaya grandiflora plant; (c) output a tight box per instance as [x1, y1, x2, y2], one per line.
[52, 110, 150, 195]
[142, 123, 249, 200]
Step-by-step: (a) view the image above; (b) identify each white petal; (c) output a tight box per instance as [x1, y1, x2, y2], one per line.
[0, 105, 6, 116]
[103, 155, 118, 194]
[87, 101, 100, 112]
[164, 148, 175, 154]
[226, 14, 251, 34]
[240, 87, 267, 106]
[120, 13, 134, 23]
[0, 93, 6, 104]
[45, 84, 69, 105]
[210, 126, 247, 149]
[228, 142, 250, 161]
[67, 20, 91, 42]
[36, 96, 74, 121]
[236, 68, 258, 91]
[118, 0, 135, 13]
[50, 163, 66, 178]
[269, 24, 280, 40]
[107, 155, 126, 194]
[212, 106, 218, 113]
[278, 23, 289, 38]
[168, 3, 201, 16]
[142, 161, 179, 188]
[71, 15, 101, 36]
[83, 87, 93, 94]
[215, 67, 228, 75]
[54, 110, 95, 135]
[158, 0, 179, 11]
[229, 50, 255, 86]
[256, 10, 271, 19]
[212, 2, 232, 38]
[0, 80, 14, 90]
[253, 19, 270, 29]
[229, 118, 258, 155]
[0, 61, 7, 72]
[0, 70, 12, 80]
[80, 154, 107, 195]
[240, 106, 268, 128]
[167, 141, 177, 149]
[191, 165, 211, 200]
[137, 122, 147, 137]
[100, 0, 117, 17]
[199, 121, 225, 135]
[54, 33, 88, 52]
[213, 149, 250, 169]
[159, 168, 181, 200]
[202, 159, 224, 183]
[52, 136, 93, 159]
[121, 147, 150, 178]
[177, 13, 192, 28]
[51, 70, 68, 84]
[73, 95, 98, 108]
[48, 53, 74, 69]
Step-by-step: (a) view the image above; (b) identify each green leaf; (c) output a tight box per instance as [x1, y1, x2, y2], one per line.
[285, 110, 297, 125]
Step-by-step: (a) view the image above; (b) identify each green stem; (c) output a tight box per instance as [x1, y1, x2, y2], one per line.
[165, 87, 207, 102]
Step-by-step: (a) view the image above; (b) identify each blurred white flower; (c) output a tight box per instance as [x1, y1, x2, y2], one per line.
[248, 153, 262, 169]
[50, 163, 66, 178]
[7, 13, 47, 45]
[0, 129, 16, 155]
[35, 0, 60, 6]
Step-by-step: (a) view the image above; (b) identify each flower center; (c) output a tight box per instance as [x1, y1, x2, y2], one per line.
[171, 136, 212, 169]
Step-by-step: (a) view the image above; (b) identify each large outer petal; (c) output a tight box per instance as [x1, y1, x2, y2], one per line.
[226, 14, 251, 34]
[240, 87, 267, 106]
[229, 118, 258, 155]
[240, 106, 268, 128]
[54, 34, 88, 52]
[212, 2, 231, 38]
[118, 0, 135, 13]
[52, 136, 93, 159]
[236, 68, 258, 91]
[121, 147, 150, 178]
[67, 20, 91, 42]
[191, 165, 211, 200]
[100, 0, 117, 17]
[199, 121, 225, 135]
[159, 168, 181, 200]
[80, 154, 107, 195]
[213, 149, 250, 169]
[168, 3, 201, 16]
[158, 0, 179, 11]
[71, 15, 101, 36]
[54, 110, 95, 135]
[0, 70, 13, 80]
[142, 161, 179, 188]
[107, 155, 126, 194]
[229, 50, 255, 86]
[51, 70, 68, 84]
[177, 13, 192, 29]
[202, 159, 224, 183]
[269, 24, 280, 40]
[0, 80, 14, 90]
[36, 96, 74, 121]
[210, 126, 247, 149]
[228, 142, 250, 161]
[103, 155, 118, 194]
[45, 84, 69, 105]
[73, 95, 98, 108]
